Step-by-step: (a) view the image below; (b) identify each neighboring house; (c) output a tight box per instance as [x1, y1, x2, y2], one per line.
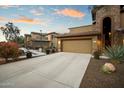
[24, 34, 32, 48]
[24, 32, 60, 51]
[57, 5, 124, 54]
[45, 32, 59, 48]
[24, 32, 50, 50]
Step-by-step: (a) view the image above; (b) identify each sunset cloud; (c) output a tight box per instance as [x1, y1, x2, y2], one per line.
[0, 16, 6, 20]
[0, 16, 42, 24]
[12, 16, 42, 24]
[55, 8, 85, 18]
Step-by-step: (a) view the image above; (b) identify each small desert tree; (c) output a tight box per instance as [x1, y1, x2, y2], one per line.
[17, 35, 24, 44]
[0, 22, 20, 42]
[0, 42, 19, 62]
[12, 35, 24, 45]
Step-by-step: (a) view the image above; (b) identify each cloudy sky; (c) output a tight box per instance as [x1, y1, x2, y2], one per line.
[0, 5, 92, 41]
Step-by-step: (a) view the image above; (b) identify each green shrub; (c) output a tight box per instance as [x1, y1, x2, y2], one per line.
[104, 45, 124, 63]
[0, 42, 19, 62]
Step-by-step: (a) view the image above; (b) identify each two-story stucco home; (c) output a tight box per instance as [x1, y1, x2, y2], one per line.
[25, 32, 59, 50]
[57, 5, 124, 54]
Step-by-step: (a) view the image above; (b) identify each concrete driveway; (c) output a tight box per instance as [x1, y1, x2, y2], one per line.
[0, 52, 91, 88]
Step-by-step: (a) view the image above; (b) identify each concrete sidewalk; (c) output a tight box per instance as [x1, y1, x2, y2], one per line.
[0, 52, 91, 88]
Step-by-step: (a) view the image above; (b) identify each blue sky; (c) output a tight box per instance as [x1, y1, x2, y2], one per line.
[0, 5, 92, 41]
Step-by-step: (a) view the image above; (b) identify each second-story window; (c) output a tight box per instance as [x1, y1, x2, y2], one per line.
[51, 35, 54, 40]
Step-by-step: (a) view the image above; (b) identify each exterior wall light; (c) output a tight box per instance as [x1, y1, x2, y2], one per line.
[58, 40, 61, 45]
[109, 32, 112, 36]
[93, 40, 97, 43]
[96, 40, 101, 46]
[93, 40, 101, 45]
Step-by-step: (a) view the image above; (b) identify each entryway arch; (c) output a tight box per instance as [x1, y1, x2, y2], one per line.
[103, 17, 111, 47]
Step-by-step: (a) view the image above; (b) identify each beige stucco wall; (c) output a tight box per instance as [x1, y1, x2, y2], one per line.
[24, 35, 31, 47]
[53, 37, 58, 48]
[26, 36, 31, 42]
[46, 34, 51, 41]
[31, 33, 42, 40]
[57, 38, 61, 52]
[120, 13, 124, 28]
[46, 34, 58, 48]
[69, 25, 93, 33]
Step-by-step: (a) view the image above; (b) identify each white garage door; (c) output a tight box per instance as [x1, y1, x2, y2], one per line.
[62, 39, 92, 53]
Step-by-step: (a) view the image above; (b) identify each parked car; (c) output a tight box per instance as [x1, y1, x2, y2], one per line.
[19, 48, 32, 58]
[19, 48, 28, 55]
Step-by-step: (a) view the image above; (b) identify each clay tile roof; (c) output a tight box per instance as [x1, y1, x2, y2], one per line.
[57, 31, 100, 38]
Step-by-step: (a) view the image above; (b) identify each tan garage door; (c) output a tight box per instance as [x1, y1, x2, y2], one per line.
[62, 39, 92, 53]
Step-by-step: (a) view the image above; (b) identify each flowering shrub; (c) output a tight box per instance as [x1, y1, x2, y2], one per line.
[0, 42, 19, 62]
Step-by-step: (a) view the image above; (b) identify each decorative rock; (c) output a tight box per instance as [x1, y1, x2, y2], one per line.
[102, 63, 116, 73]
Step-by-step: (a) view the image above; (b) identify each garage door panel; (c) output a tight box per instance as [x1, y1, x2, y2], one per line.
[62, 40, 92, 53]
